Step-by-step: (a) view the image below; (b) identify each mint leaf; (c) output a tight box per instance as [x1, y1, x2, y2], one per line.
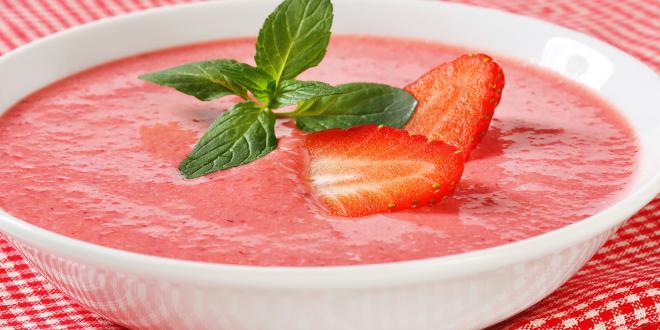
[139, 60, 272, 101]
[291, 83, 418, 131]
[255, 0, 333, 84]
[179, 101, 276, 178]
[273, 80, 338, 107]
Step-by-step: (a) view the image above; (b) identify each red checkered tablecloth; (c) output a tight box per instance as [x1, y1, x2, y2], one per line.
[0, 1, 658, 329]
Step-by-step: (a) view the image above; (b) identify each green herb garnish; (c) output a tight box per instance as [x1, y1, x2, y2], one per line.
[139, 0, 417, 179]
[289, 83, 417, 132]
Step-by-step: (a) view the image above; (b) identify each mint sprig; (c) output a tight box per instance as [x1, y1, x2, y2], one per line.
[139, 0, 417, 179]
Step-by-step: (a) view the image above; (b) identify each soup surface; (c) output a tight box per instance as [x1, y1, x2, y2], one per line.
[0, 36, 637, 266]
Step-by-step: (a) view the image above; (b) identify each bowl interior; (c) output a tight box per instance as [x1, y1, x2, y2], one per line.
[0, 0, 658, 284]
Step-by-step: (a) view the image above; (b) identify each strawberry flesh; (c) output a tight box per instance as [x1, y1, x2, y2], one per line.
[404, 54, 505, 159]
[305, 125, 464, 217]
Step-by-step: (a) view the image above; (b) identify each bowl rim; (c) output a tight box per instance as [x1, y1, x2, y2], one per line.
[0, 0, 658, 288]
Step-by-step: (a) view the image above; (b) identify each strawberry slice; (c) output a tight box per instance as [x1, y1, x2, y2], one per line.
[404, 54, 505, 159]
[306, 125, 464, 217]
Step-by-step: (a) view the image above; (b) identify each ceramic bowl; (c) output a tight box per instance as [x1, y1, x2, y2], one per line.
[0, 1, 659, 329]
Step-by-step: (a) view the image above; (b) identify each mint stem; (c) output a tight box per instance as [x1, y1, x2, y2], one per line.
[247, 94, 265, 108]
[275, 112, 295, 118]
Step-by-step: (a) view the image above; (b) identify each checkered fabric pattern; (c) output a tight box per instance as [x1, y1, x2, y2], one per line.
[0, 1, 658, 329]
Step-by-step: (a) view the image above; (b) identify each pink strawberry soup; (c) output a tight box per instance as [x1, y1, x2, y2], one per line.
[0, 36, 637, 266]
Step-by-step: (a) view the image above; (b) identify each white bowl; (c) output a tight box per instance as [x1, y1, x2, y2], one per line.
[0, 1, 659, 329]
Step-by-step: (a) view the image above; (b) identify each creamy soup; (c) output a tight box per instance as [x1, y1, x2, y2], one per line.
[0, 36, 637, 266]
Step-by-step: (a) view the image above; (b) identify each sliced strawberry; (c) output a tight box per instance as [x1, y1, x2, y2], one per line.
[305, 125, 464, 217]
[404, 54, 505, 159]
